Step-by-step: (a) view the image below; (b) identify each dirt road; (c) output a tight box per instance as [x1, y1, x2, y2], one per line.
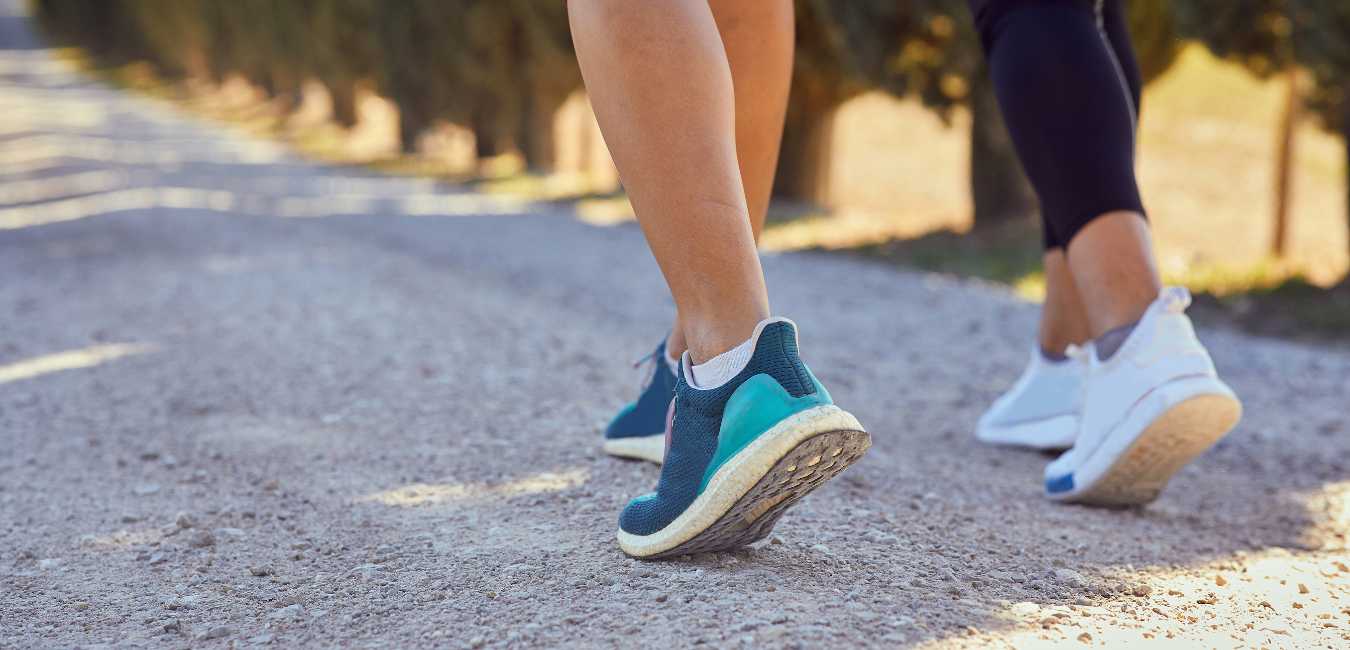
[2, 2, 1347, 647]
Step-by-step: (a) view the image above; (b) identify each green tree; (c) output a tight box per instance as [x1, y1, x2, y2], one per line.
[1177, 0, 1301, 256]
[1294, 0, 1350, 260]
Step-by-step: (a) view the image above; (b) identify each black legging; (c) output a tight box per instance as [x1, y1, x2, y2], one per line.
[969, 0, 1146, 250]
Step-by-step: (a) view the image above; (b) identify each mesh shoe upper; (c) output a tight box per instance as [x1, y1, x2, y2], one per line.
[605, 341, 678, 440]
[618, 321, 818, 537]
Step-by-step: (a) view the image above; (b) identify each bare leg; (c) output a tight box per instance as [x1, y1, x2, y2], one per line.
[1039, 249, 1093, 354]
[570, 0, 769, 362]
[666, 0, 794, 360]
[1065, 211, 1162, 337]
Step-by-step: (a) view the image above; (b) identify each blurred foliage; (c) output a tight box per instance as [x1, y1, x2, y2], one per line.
[31, 0, 1343, 226]
[1179, 0, 1350, 234]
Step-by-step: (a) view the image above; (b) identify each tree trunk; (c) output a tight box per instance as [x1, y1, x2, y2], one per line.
[1271, 67, 1300, 258]
[330, 81, 358, 128]
[519, 88, 559, 173]
[774, 92, 836, 205]
[1342, 84, 1350, 264]
[969, 74, 1038, 228]
[398, 106, 425, 154]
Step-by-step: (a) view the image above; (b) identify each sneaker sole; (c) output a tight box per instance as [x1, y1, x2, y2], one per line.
[616, 405, 869, 559]
[602, 434, 665, 464]
[1051, 378, 1241, 506]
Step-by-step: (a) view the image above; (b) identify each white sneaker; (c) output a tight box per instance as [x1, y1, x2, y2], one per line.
[1044, 287, 1242, 506]
[976, 346, 1083, 450]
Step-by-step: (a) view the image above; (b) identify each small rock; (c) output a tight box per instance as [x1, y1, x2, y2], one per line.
[1196, 594, 1218, 605]
[198, 625, 232, 640]
[187, 530, 215, 548]
[215, 527, 247, 540]
[810, 543, 831, 555]
[139, 451, 161, 461]
[469, 637, 485, 649]
[133, 483, 161, 496]
[654, 594, 667, 603]
[261, 479, 280, 492]
[249, 565, 274, 577]
[38, 558, 63, 570]
[162, 619, 181, 633]
[1215, 575, 1227, 587]
[1054, 568, 1088, 588]
[1131, 585, 1152, 597]
[120, 514, 142, 524]
[175, 512, 196, 529]
[267, 604, 304, 621]
[162, 594, 201, 610]
[160, 455, 178, 468]
[148, 552, 167, 565]
[1077, 632, 1092, 643]
[1297, 583, 1309, 594]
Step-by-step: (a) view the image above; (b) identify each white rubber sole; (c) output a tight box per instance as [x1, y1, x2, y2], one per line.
[1048, 376, 1242, 506]
[617, 405, 867, 559]
[976, 413, 1077, 451]
[602, 433, 665, 464]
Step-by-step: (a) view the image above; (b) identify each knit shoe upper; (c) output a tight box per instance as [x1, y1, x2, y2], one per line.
[605, 341, 677, 441]
[618, 320, 830, 537]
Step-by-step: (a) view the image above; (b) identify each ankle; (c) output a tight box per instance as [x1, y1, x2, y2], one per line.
[682, 312, 769, 364]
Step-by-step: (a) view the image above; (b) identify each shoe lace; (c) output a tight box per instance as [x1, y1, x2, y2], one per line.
[631, 349, 661, 392]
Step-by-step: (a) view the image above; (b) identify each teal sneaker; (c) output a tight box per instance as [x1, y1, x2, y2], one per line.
[616, 318, 870, 559]
[603, 340, 676, 463]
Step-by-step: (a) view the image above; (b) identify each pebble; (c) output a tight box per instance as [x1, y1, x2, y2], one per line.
[120, 514, 142, 524]
[162, 594, 201, 610]
[249, 565, 275, 577]
[133, 483, 161, 496]
[215, 527, 247, 539]
[1215, 575, 1227, 587]
[148, 552, 167, 565]
[1297, 583, 1309, 594]
[1054, 568, 1088, 588]
[38, 558, 63, 570]
[1131, 585, 1152, 597]
[198, 625, 232, 640]
[187, 530, 215, 548]
[175, 512, 196, 529]
[267, 604, 304, 621]
[1077, 632, 1093, 643]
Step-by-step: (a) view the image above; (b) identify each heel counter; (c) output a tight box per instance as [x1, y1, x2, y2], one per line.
[754, 321, 815, 398]
[699, 373, 831, 491]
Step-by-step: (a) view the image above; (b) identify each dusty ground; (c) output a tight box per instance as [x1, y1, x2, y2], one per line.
[2, 2, 1349, 648]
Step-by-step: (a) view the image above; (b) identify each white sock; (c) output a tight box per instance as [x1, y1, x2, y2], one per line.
[685, 317, 793, 390]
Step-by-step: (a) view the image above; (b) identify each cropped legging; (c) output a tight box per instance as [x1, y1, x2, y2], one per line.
[969, 0, 1146, 250]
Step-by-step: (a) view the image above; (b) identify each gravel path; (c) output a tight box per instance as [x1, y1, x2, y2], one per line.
[2, 2, 1348, 647]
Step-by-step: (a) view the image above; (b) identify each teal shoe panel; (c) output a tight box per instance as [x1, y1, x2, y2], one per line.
[698, 372, 832, 492]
